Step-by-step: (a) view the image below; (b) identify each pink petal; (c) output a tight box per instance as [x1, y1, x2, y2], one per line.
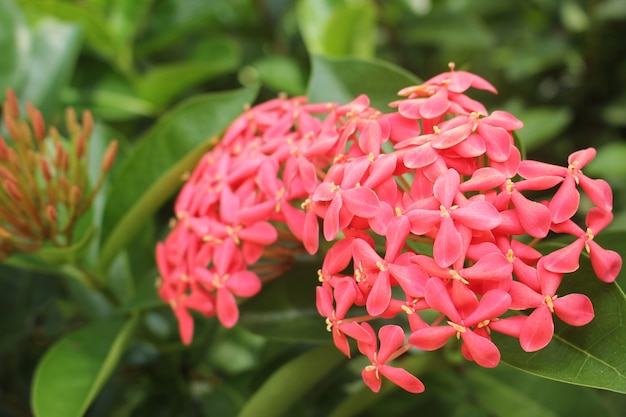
[315, 285, 333, 317]
[459, 167, 506, 192]
[226, 270, 261, 297]
[420, 87, 450, 119]
[432, 122, 472, 149]
[379, 365, 425, 393]
[579, 176, 613, 212]
[553, 294, 594, 326]
[343, 187, 380, 218]
[238, 222, 278, 245]
[508, 281, 543, 310]
[404, 143, 439, 168]
[377, 325, 406, 362]
[589, 242, 623, 283]
[477, 123, 512, 162]
[465, 290, 511, 326]
[323, 197, 342, 241]
[510, 192, 551, 238]
[174, 305, 194, 345]
[366, 270, 392, 316]
[409, 325, 457, 350]
[542, 240, 585, 274]
[568, 147, 596, 167]
[462, 253, 513, 283]
[434, 169, 460, 208]
[361, 368, 382, 393]
[519, 305, 554, 352]
[433, 216, 462, 267]
[461, 329, 501, 368]
[518, 160, 566, 178]
[451, 201, 501, 231]
[549, 176, 580, 223]
[216, 287, 239, 328]
[424, 278, 461, 322]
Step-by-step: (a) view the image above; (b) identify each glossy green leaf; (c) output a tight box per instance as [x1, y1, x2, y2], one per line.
[467, 366, 616, 417]
[307, 54, 420, 111]
[404, 14, 494, 49]
[18, 1, 117, 62]
[239, 262, 329, 343]
[509, 105, 572, 152]
[253, 55, 307, 96]
[587, 142, 626, 182]
[495, 234, 626, 393]
[99, 86, 258, 270]
[297, 0, 376, 58]
[17, 19, 81, 118]
[31, 316, 138, 417]
[137, 40, 241, 108]
[237, 344, 346, 417]
[0, 0, 30, 97]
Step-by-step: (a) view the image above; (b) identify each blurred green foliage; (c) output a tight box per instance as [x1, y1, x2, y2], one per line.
[1, 0, 625, 416]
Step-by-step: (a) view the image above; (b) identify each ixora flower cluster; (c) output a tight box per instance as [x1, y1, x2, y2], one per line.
[156, 65, 622, 394]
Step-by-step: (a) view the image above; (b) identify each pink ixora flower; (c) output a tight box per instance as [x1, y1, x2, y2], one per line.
[358, 323, 425, 393]
[409, 278, 511, 368]
[508, 259, 594, 352]
[543, 207, 622, 282]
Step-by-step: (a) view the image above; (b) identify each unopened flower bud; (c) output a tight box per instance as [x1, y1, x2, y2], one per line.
[65, 107, 79, 137]
[81, 110, 93, 141]
[3, 88, 19, 119]
[101, 140, 118, 173]
[45, 205, 57, 223]
[26, 102, 46, 142]
[69, 185, 82, 207]
[39, 157, 52, 181]
[3, 179, 22, 201]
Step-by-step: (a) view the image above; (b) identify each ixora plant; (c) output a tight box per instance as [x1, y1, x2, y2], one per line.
[156, 63, 622, 394]
[6, 59, 626, 417]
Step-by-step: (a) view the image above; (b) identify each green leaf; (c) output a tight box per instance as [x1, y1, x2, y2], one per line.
[18, 0, 117, 63]
[18, 18, 82, 118]
[136, 39, 241, 108]
[252, 55, 307, 96]
[586, 142, 626, 183]
[296, 0, 377, 58]
[237, 344, 346, 417]
[307, 54, 420, 111]
[239, 262, 329, 343]
[467, 366, 617, 417]
[505, 104, 572, 152]
[98, 86, 258, 271]
[31, 316, 138, 417]
[0, 0, 31, 97]
[495, 236, 626, 393]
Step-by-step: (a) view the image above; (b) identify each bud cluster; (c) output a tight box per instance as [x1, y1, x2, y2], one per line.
[0, 89, 117, 260]
[156, 65, 622, 393]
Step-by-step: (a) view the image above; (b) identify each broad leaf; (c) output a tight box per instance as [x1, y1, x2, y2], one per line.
[18, 1, 117, 63]
[237, 344, 346, 417]
[18, 19, 82, 119]
[495, 232, 626, 393]
[467, 366, 617, 417]
[307, 54, 420, 111]
[136, 40, 240, 109]
[239, 262, 329, 343]
[31, 317, 138, 417]
[297, 0, 377, 58]
[0, 0, 30, 97]
[98, 86, 258, 270]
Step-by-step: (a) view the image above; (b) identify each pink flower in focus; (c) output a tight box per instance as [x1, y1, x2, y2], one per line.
[358, 323, 425, 393]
